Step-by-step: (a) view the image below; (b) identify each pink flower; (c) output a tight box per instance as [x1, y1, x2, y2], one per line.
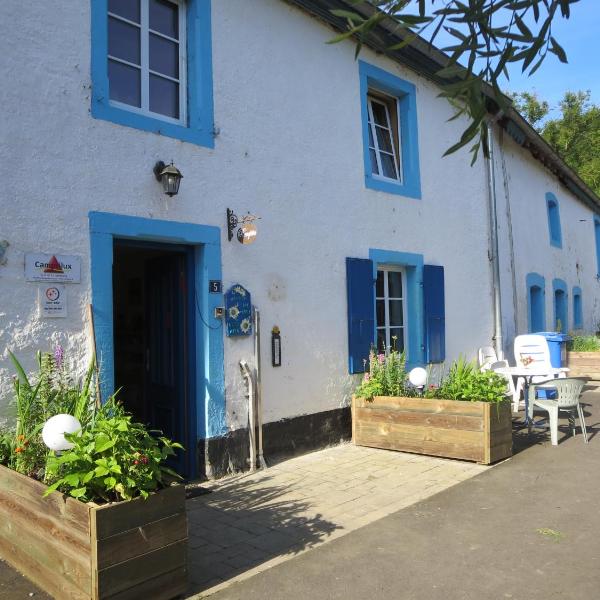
[54, 345, 64, 368]
[378, 354, 385, 364]
[363, 373, 370, 382]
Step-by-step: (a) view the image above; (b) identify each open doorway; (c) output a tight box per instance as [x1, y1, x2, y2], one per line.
[112, 240, 194, 477]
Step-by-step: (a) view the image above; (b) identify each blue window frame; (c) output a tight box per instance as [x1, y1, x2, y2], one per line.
[552, 278, 568, 332]
[546, 193, 562, 248]
[594, 216, 600, 276]
[573, 286, 583, 329]
[91, 0, 214, 147]
[369, 249, 426, 368]
[526, 272, 546, 333]
[359, 61, 421, 199]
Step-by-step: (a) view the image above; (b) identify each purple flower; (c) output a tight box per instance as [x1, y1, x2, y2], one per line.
[54, 344, 64, 368]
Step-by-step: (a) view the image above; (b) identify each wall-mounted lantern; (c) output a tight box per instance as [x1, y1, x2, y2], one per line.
[227, 208, 260, 244]
[153, 161, 183, 196]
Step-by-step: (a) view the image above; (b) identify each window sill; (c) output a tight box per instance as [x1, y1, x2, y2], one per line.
[92, 97, 214, 148]
[365, 173, 421, 199]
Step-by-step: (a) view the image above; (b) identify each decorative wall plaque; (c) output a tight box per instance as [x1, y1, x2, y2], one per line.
[224, 284, 252, 337]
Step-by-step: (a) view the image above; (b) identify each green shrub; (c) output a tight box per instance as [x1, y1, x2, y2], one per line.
[568, 334, 600, 352]
[428, 356, 508, 404]
[44, 398, 182, 503]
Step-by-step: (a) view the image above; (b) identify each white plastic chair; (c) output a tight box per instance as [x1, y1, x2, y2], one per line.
[527, 378, 588, 445]
[513, 334, 569, 379]
[478, 346, 497, 371]
[490, 360, 523, 412]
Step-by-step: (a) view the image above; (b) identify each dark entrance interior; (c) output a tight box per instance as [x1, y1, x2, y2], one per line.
[112, 240, 194, 477]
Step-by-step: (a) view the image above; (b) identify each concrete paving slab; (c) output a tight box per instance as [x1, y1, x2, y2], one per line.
[186, 442, 487, 595]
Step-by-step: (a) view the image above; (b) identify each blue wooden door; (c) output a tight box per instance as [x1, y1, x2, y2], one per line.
[144, 253, 188, 475]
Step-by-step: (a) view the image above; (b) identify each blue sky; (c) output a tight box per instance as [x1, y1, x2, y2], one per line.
[503, 1, 600, 113]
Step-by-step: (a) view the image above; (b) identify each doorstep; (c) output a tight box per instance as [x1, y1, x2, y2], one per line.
[185, 443, 491, 597]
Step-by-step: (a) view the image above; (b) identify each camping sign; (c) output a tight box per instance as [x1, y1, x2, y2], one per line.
[25, 253, 81, 283]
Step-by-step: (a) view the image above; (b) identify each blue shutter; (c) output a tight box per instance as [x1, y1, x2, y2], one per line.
[346, 258, 375, 374]
[423, 264, 445, 363]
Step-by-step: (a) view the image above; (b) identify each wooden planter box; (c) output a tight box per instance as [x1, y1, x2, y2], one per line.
[352, 396, 512, 465]
[0, 465, 188, 599]
[567, 351, 600, 380]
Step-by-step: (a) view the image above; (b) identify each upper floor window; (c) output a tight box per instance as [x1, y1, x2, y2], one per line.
[108, 0, 186, 123]
[367, 93, 402, 183]
[359, 61, 421, 199]
[546, 193, 562, 248]
[91, 0, 214, 148]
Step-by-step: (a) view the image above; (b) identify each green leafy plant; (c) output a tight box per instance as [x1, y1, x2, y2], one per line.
[428, 356, 508, 404]
[7, 347, 96, 477]
[44, 398, 183, 503]
[354, 349, 416, 399]
[568, 334, 600, 352]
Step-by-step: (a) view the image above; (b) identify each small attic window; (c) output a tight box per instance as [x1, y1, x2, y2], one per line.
[546, 193, 562, 248]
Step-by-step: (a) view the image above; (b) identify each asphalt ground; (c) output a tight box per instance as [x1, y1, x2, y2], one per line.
[203, 391, 600, 600]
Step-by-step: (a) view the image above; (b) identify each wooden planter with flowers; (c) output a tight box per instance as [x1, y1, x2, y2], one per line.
[0, 464, 188, 600]
[352, 396, 512, 465]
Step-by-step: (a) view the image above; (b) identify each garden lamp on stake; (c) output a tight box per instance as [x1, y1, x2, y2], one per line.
[42, 414, 81, 452]
[408, 367, 428, 396]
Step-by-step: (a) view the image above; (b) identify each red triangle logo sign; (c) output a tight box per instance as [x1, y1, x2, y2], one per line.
[44, 255, 64, 274]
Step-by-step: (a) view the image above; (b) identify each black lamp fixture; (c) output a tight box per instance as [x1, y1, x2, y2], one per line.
[153, 160, 183, 196]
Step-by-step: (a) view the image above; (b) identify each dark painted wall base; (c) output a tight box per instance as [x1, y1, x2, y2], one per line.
[196, 406, 351, 480]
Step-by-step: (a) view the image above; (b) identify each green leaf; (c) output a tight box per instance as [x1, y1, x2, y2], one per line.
[104, 476, 117, 488]
[330, 9, 363, 22]
[63, 473, 81, 486]
[70, 487, 87, 499]
[94, 466, 109, 477]
[43, 481, 63, 497]
[95, 435, 115, 453]
[549, 36, 568, 63]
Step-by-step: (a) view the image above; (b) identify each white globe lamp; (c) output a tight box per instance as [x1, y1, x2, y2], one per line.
[408, 367, 428, 389]
[42, 414, 81, 451]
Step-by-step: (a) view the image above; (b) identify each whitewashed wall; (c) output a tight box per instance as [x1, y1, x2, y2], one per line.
[491, 130, 600, 361]
[0, 0, 595, 434]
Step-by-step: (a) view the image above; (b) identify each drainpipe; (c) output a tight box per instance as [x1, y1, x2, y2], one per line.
[486, 119, 504, 360]
[253, 308, 267, 469]
[239, 360, 256, 472]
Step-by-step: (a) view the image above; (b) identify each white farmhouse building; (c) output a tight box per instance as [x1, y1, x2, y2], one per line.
[1, 0, 599, 479]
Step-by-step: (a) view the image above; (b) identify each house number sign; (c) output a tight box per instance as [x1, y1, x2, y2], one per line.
[209, 280, 222, 293]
